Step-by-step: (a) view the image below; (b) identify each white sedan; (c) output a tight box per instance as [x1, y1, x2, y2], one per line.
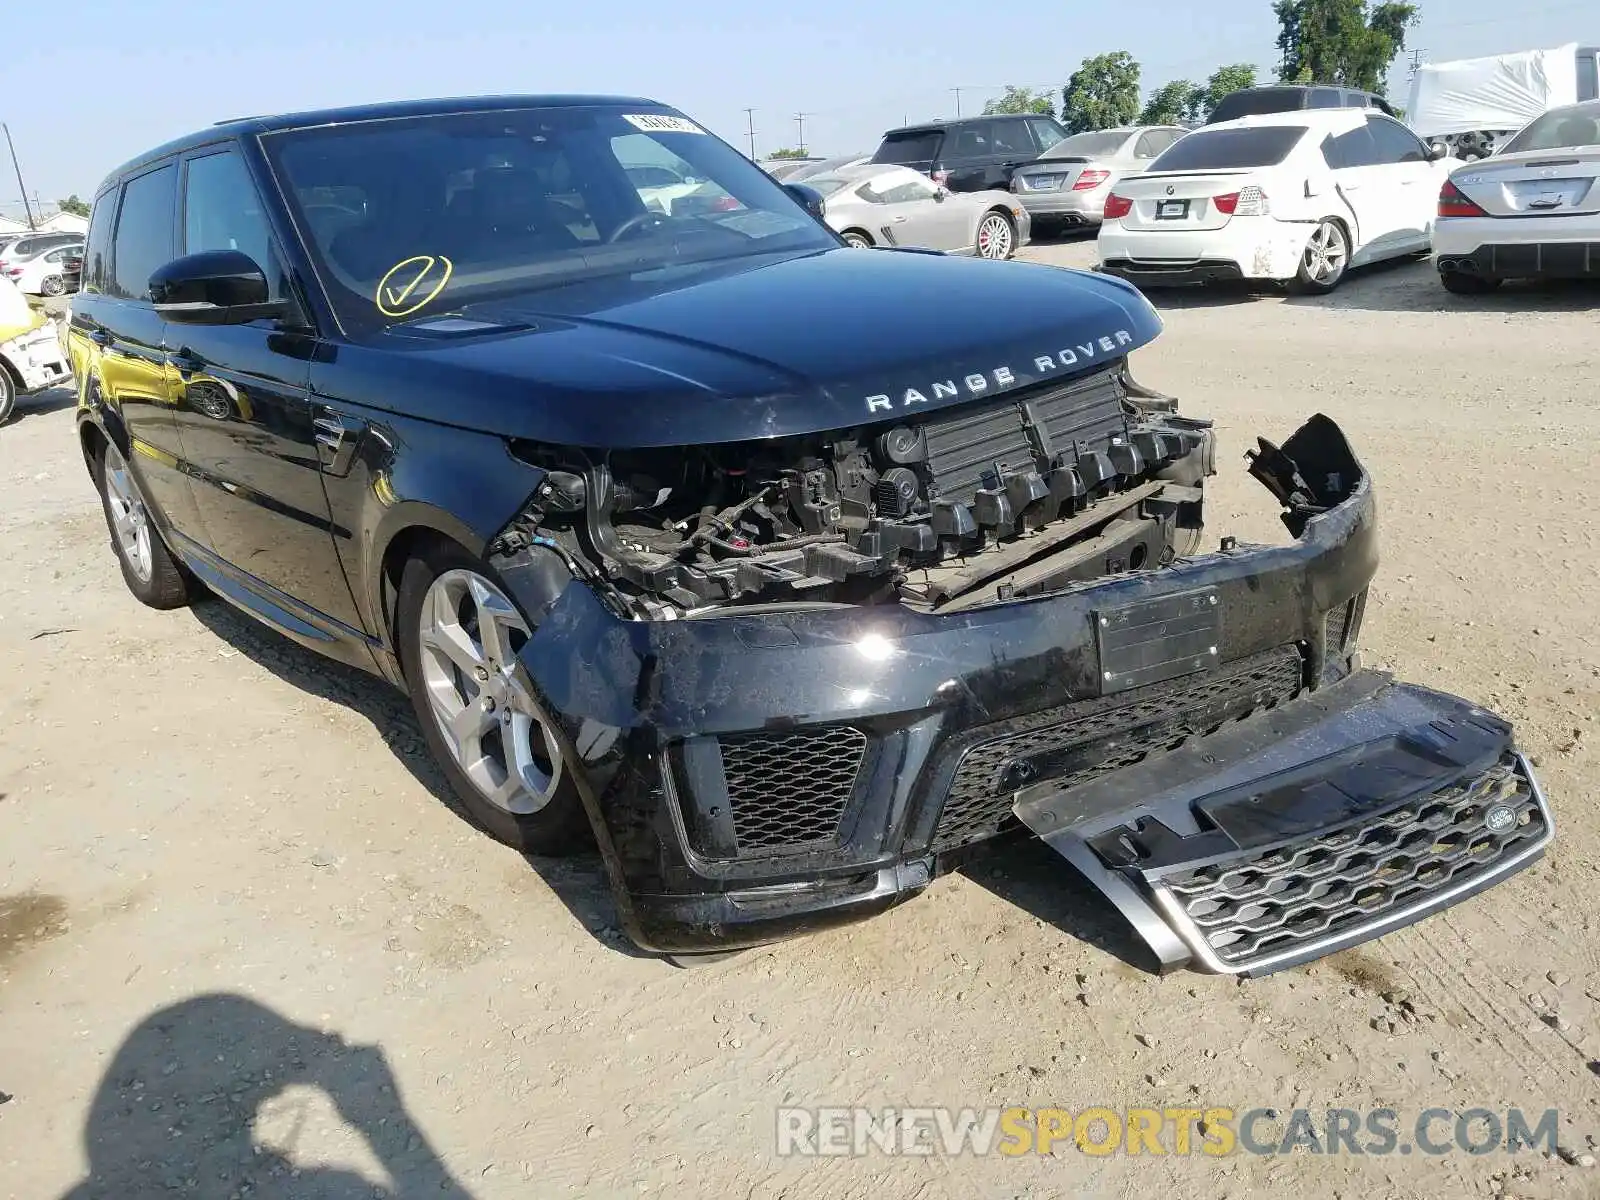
[1097, 109, 1459, 293]
[4, 241, 83, 296]
[799, 164, 1031, 259]
[1432, 99, 1600, 293]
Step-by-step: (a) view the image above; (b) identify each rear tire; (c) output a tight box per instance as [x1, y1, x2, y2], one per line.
[396, 539, 592, 856]
[41, 275, 65, 297]
[1440, 270, 1500, 294]
[93, 440, 192, 609]
[976, 211, 1016, 260]
[1292, 220, 1349, 294]
[0, 367, 15, 426]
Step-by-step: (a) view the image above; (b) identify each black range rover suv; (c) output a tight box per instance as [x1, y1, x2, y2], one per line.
[69, 95, 1553, 973]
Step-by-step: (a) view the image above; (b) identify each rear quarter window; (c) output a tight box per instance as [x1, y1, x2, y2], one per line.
[1148, 126, 1307, 171]
[872, 131, 942, 165]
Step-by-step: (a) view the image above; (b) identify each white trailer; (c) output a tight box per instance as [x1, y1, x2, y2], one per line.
[1406, 43, 1600, 159]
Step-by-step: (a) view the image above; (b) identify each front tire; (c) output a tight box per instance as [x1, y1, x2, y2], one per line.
[976, 211, 1016, 260]
[1292, 220, 1349, 294]
[0, 367, 15, 426]
[396, 541, 591, 855]
[841, 229, 873, 248]
[94, 440, 192, 609]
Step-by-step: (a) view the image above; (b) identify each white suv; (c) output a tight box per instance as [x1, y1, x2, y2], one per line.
[1097, 110, 1459, 293]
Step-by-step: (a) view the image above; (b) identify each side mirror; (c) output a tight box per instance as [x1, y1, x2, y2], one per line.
[1428, 141, 1450, 161]
[933, 187, 948, 202]
[783, 182, 827, 223]
[150, 250, 288, 325]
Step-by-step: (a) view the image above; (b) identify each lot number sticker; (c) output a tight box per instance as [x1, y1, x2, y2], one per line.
[624, 114, 705, 135]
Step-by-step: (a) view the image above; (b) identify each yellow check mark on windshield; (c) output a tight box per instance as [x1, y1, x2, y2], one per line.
[375, 255, 453, 317]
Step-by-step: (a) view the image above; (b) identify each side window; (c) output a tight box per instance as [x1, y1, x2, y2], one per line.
[82, 191, 116, 295]
[948, 122, 994, 160]
[1028, 118, 1066, 152]
[1133, 130, 1170, 158]
[1322, 126, 1378, 170]
[1366, 117, 1428, 163]
[858, 174, 938, 204]
[1579, 52, 1599, 102]
[182, 149, 282, 296]
[991, 121, 1035, 156]
[1309, 88, 1344, 109]
[109, 164, 177, 301]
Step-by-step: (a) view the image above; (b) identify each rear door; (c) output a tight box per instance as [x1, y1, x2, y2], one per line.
[77, 162, 206, 539]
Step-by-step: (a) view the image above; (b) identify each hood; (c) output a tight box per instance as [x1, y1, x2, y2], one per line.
[326, 248, 1162, 448]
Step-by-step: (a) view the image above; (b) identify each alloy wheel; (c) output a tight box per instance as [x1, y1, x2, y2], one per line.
[415, 569, 565, 815]
[1303, 222, 1348, 286]
[977, 214, 1013, 260]
[42, 275, 65, 297]
[102, 442, 155, 584]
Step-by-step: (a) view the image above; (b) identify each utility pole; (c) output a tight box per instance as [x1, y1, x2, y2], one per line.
[950, 87, 964, 118]
[794, 112, 812, 155]
[1407, 48, 1427, 77]
[2, 123, 35, 230]
[743, 107, 757, 160]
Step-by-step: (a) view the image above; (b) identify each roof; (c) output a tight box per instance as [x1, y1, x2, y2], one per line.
[882, 113, 1043, 136]
[1201, 108, 1372, 134]
[98, 93, 664, 193]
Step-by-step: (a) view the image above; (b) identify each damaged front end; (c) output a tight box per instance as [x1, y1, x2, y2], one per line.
[485, 375, 1552, 975]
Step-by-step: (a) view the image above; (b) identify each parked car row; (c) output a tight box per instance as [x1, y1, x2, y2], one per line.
[0, 230, 84, 296]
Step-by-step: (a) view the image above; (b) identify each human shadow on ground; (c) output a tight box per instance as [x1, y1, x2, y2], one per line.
[57, 992, 476, 1200]
[185, 596, 643, 957]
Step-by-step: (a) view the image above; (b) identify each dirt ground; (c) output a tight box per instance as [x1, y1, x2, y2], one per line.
[2, 245, 1598, 1200]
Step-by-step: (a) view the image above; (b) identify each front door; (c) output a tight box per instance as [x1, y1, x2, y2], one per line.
[166, 145, 370, 655]
[861, 172, 972, 250]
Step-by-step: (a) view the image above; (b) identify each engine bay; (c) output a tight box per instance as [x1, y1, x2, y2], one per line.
[498, 362, 1217, 615]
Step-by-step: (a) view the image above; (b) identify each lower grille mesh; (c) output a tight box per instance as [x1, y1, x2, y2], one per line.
[930, 646, 1306, 853]
[722, 726, 868, 854]
[1159, 754, 1547, 967]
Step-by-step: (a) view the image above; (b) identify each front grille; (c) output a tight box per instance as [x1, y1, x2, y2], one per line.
[930, 646, 1306, 853]
[1325, 601, 1351, 656]
[1158, 754, 1548, 968]
[722, 726, 868, 853]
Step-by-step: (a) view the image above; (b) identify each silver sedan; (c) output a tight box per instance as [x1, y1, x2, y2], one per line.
[1432, 99, 1600, 293]
[804, 164, 1031, 259]
[1009, 125, 1188, 230]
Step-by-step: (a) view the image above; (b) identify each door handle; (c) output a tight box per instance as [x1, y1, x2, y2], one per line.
[893, 215, 908, 222]
[168, 349, 204, 374]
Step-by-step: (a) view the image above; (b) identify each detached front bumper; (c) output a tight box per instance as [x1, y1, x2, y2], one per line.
[1017, 672, 1552, 976]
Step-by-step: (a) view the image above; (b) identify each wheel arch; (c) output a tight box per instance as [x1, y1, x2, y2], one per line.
[369, 503, 490, 664]
[840, 227, 875, 246]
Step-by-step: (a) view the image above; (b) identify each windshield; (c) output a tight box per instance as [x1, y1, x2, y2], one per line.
[1043, 131, 1130, 160]
[262, 105, 835, 334]
[1148, 126, 1306, 171]
[1500, 101, 1600, 154]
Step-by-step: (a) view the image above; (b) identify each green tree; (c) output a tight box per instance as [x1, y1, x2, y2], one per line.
[1198, 63, 1258, 118]
[768, 147, 808, 160]
[56, 194, 90, 217]
[1140, 80, 1200, 125]
[983, 86, 1056, 118]
[1061, 51, 1142, 133]
[1273, 0, 1418, 93]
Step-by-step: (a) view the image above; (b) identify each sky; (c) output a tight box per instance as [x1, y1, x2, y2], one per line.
[3, 0, 1594, 215]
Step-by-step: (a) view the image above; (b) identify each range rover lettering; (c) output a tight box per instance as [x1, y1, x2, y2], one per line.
[68, 96, 1553, 974]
